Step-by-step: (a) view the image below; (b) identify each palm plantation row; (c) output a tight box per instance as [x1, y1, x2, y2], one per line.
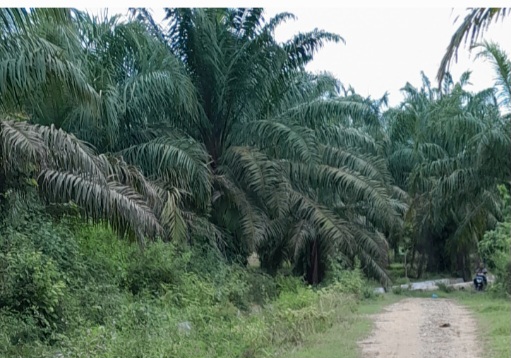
[1, 8, 509, 285]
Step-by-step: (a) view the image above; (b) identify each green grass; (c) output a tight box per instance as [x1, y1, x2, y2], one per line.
[279, 295, 402, 358]
[453, 291, 510, 358]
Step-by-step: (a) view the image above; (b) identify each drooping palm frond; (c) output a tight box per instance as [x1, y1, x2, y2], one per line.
[474, 41, 511, 108]
[437, 8, 510, 85]
[159, 187, 188, 243]
[316, 124, 381, 155]
[0, 8, 80, 33]
[0, 9, 101, 115]
[289, 190, 354, 256]
[39, 170, 162, 243]
[0, 119, 170, 243]
[283, 29, 344, 71]
[241, 120, 319, 163]
[119, 135, 211, 209]
[213, 173, 269, 251]
[0, 119, 46, 171]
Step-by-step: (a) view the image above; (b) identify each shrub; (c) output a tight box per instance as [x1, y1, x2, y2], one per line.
[322, 258, 364, 297]
[0, 202, 363, 358]
[361, 285, 381, 300]
[72, 222, 134, 285]
[0, 247, 66, 331]
[275, 274, 304, 294]
[392, 286, 403, 295]
[436, 282, 454, 293]
[161, 271, 217, 308]
[246, 270, 279, 305]
[0, 310, 47, 355]
[267, 283, 357, 349]
[124, 241, 181, 296]
[479, 220, 511, 296]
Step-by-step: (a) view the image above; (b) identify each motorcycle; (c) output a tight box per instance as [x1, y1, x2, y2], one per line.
[473, 273, 486, 291]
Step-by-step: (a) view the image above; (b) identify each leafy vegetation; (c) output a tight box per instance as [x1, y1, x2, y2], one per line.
[1, 8, 401, 286]
[385, 70, 510, 281]
[454, 292, 511, 358]
[0, 6, 510, 357]
[0, 199, 363, 357]
[438, 8, 510, 84]
[478, 185, 511, 295]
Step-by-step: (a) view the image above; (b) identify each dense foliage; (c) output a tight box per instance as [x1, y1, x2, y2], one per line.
[0, 7, 510, 356]
[385, 70, 510, 279]
[478, 185, 511, 295]
[1, 8, 404, 285]
[0, 195, 364, 357]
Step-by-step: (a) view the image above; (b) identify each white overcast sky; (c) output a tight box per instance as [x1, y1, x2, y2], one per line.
[85, 7, 511, 106]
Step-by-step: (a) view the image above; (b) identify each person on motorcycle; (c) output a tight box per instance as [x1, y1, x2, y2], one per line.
[473, 262, 488, 287]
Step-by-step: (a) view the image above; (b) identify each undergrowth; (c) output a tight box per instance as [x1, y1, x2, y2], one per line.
[0, 205, 363, 358]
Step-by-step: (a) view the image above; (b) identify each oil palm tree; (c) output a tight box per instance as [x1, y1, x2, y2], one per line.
[386, 72, 510, 279]
[2, 8, 401, 283]
[130, 8, 400, 283]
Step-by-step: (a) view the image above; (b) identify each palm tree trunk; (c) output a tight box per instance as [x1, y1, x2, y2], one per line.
[306, 239, 320, 285]
[409, 245, 416, 272]
[312, 239, 319, 285]
[417, 254, 426, 279]
[455, 248, 472, 282]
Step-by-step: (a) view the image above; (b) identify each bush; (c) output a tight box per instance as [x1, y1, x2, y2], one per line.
[479, 185, 511, 296]
[392, 286, 403, 295]
[124, 241, 181, 296]
[246, 270, 279, 305]
[0, 310, 47, 355]
[0, 192, 82, 276]
[479, 219, 511, 296]
[361, 285, 381, 300]
[275, 274, 304, 294]
[322, 258, 364, 297]
[0, 247, 66, 332]
[72, 223, 134, 285]
[0, 201, 363, 358]
[267, 283, 357, 349]
[161, 271, 217, 308]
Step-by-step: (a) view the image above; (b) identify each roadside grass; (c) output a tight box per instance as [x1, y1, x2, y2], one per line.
[453, 291, 510, 358]
[279, 294, 402, 358]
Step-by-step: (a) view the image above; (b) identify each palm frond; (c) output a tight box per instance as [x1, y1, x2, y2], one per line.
[438, 8, 509, 85]
[284, 29, 344, 70]
[213, 173, 268, 250]
[0, 119, 46, 171]
[474, 41, 511, 108]
[160, 188, 188, 242]
[119, 136, 211, 206]
[241, 120, 319, 163]
[38, 169, 162, 243]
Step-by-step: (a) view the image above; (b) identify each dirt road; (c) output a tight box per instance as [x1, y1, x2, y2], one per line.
[359, 298, 481, 358]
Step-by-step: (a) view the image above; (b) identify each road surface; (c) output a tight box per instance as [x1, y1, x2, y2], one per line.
[359, 298, 481, 358]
